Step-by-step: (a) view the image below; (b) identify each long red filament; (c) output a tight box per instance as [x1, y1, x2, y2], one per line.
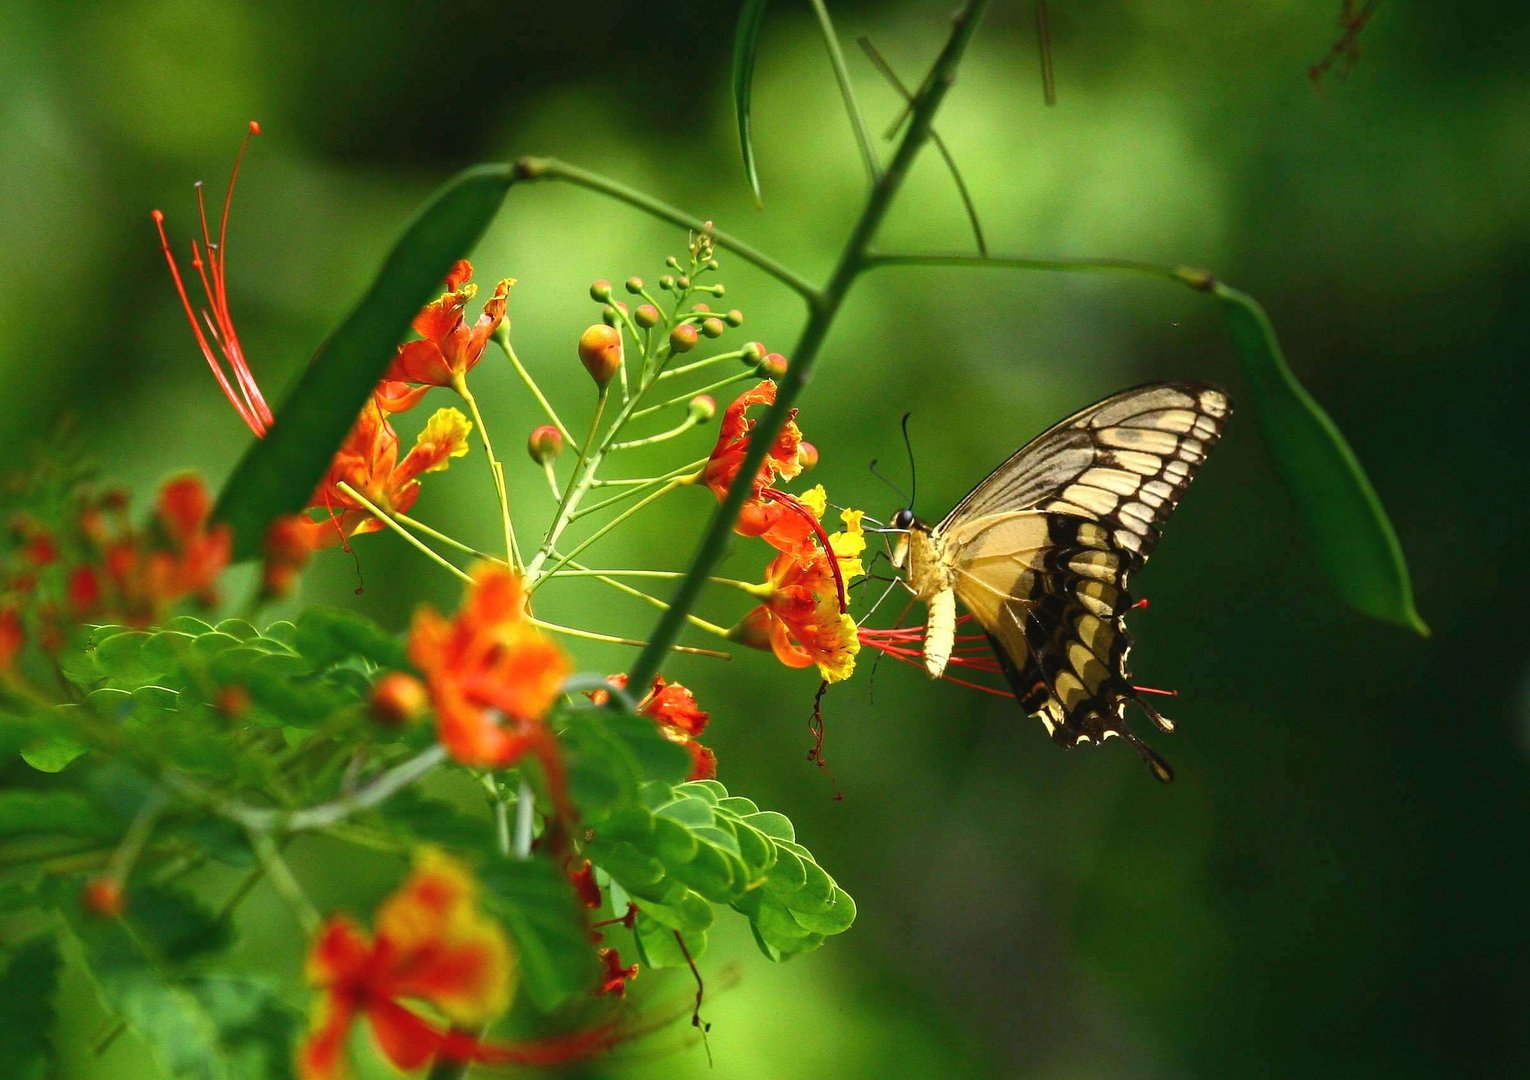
[151, 121, 272, 436]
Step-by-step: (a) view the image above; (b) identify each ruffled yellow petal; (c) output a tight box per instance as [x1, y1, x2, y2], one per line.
[829, 508, 866, 580]
[798, 484, 827, 519]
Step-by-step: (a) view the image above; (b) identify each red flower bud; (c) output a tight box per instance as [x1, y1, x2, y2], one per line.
[634, 304, 660, 329]
[578, 324, 623, 386]
[761, 352, 788, 378]
[692, 302, 710, 314]
[798, 441, 819, 470]
[370, 672, 429, 728]
[676, 275, 691, 290]
[215, 685, 252, 719]
[528, 424, 564, 463]
[669, 324, 698, 354]
[83, 877, 124, 918]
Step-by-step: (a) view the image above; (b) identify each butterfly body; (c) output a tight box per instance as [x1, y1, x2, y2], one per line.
[890, 383, 1232, 782]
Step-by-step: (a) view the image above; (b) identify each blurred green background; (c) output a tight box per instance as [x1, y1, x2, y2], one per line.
[5, 0, 1529, 1076]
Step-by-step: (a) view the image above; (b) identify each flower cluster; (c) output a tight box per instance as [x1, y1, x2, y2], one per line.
[1, 473, 231, 667]
[591, 673, 716, 780]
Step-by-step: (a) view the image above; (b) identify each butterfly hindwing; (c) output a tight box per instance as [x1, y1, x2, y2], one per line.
[934, 383, 1230, 780]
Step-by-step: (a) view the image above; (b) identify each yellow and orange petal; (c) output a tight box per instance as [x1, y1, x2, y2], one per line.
[388, 264, 513, 389]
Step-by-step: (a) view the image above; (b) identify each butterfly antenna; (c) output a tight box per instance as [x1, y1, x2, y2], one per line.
[901, 411, 917, 510]
[868, 458, 908, 506]
[1122, 731, 1175, 784]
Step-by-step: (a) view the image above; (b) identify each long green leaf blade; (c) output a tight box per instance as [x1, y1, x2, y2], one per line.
[732, 0, 770, 205]
[214, 164, 514, 560]
[1211, 282, 1427, 635]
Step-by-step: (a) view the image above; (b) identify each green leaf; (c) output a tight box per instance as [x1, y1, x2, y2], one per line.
[127, 884, 234, 963]
[184, 977, 300, 1080]
[19, 731, 90, 773]
[1210, 283, 1427, 635]
[0, 789, 114, 839]
[478, 857, 600, 1013]
[732, 0, 770, 205]
[0, 936, 61, 1080]
[214, 164, 515, 560]
[294, 608, 410, 671]
[632, 915, 707, 970]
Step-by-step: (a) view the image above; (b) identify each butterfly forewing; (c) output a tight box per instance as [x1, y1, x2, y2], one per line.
[932, 382, 1230, 781]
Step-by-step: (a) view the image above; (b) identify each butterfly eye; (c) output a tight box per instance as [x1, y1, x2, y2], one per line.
[891, 508, 915, 530]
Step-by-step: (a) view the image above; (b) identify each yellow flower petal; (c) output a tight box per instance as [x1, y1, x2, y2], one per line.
[798, 484, 827, 519]
[829, 507, 867, 580]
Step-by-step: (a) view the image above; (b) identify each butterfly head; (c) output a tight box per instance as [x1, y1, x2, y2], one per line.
[888, 507, 919, 570]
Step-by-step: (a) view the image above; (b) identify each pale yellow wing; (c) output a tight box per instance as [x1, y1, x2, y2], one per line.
[935, 382, 1231, 781]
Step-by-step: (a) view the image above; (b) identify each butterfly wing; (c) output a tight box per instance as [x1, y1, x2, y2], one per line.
[934, 382, 1231, 780]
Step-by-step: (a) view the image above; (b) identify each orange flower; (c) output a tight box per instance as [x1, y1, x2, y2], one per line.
[307, 404, 471, 546]
[702, 381, 814, 541]
[408, 565, 571, 777]
[732, 496, 865, 684]
[387, 260, 513, 391]
[597, 674, 716, 780]
[298, 850, 514, 1080]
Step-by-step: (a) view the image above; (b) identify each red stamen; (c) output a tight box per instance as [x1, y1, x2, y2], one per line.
[764, 487, 847, 611]
[152, 121, 272, 435]
[1131, 597, 1150, 611]
[1133, 684, 1179, 697]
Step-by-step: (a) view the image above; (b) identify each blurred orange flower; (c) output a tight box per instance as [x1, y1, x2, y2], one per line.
[701, 381, 816, 541]
[408, 565, 571, 776]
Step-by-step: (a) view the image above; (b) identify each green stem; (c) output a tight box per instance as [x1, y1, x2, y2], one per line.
[609, 411, 704, 451]
[455, 378, 521, 569]
[656, 348, 748, 381]
[528, 617, 730, 660]
[483, 775, 511, 856]
[534, 478, 687, 583]
[549, 567, 763, 596]
[512, 157, 823, 305]
[393, 511, 501, 564]
[627, 0, 991, 691]
[592, 457, 708, 487]
[527, 387, 608, 581]
[630, 370, 756, 420]
[809, 0, 882, 185]
[335, 481, 472, 584]
[494, 328, 574, 443]
[250, 831, 320, 933]
[860, 250, 1191, 285]
[555, 560, 735, 637]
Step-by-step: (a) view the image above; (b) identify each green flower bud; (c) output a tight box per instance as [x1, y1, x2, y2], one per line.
[689, 394, 717, 422]
[676, 275, 691, 290]
[624, 276, 645, 294]
[692, 302, 711, 314]
[600, 301, 629, 328]
[590, 280, 612, 302]
[659, 274, 676, 291]
[743, 341, 767, 363]
[635, 303, 661, 328]
[702, 317, 726, 339]
[725, 309, 744, 327]
[798, 441, 819, 470]
[761, 352, 788, 378]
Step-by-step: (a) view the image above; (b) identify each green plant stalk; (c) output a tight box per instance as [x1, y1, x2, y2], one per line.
[627, 0, 991, 690]
[609, 411, 705, 452]
[250, 830, 320, 933]
[493, 329, 573, 443]
[455, 377, 521, 569]
[513, 157, 823, 304]
[527, 616, 730, 660]
[554, 559, 734, 637]
[630, 369, 757, 420]
[809, 0, 883, 186]
[656, 347, 748, 382]
[335, 481, 472, 584]
[534, 477, 690, 584]
[394, 510, 500, 564]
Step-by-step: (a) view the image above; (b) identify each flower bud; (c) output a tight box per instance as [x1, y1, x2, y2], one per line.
[371, 672, 429, 728]
[669, 324, 698, 354]
[798, 441, 819, 470]
[624, 276, 644, 294]
[709, 283, 726, 297]
[659, 274, 676, 291]
[743, 341, 767, 363]
[676, 275, 691, 290]
[215, 685, 252, 719]
[706, 259, 720, 271]
[701, 317, 726, 339]
[665, 256, 681, 270]
[579, 324, 624, 386]
[761, 352, 788, 378]
[692, 302, 710, 314]
[528, 424, 564, 463]
[83, 877, 124, 918]
[589, 280, 612, 302]
[634, 304, 660, 328]
[725, 309, 744, 327]
[688, 394, 717, 422]
[600, 302, 628, 328]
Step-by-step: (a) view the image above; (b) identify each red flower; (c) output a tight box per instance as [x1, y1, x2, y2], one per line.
[299, 851, 513, 1080]
[596, 948, 639, 998]
[151, 121, 274, 437]
[407, 565, 571, 776]
[702, 381, 815, 542]
[731, 497, 865, 684]
[596, 674, 716, 780]
[386, 260, 512, 391]
[0, 605, 22, 672]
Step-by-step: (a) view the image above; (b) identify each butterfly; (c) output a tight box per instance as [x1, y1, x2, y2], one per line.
[889, 382, 1231, 782]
